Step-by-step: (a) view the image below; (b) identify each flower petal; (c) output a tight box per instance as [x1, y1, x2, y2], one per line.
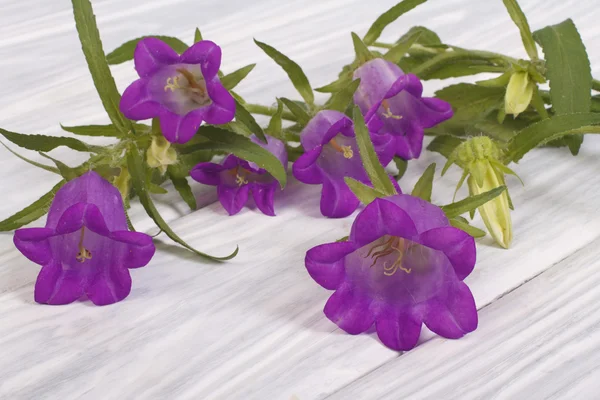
[300, 110, 353, 151]
[119, 79, 163, 121]
[305, 241, 357, 290]
[292, 147, 323, 184]
[418, 227, 476, 280]
[13, 228, 54, 265]
[55, 203, 86, 234]
[324, 283, 375, 334]
[423, 281, 478, 339]
[320, 176, 360, 218]
[34, 261, 87, 305]
[252, 182, 277, 216]
[349, 198, 418, 247]
[134, 37, 180, 78]
[203, 79, 236, 125]
[84, 204, 110, 236]
[86, 266, 133, 306]
[383, 194, 449, 233]
[159, 110, 188, 144]
[376, 309, 423, 351]
[180, 40, 221, 80]
[190, 162, 227, 186]
[217, 184, 251, 216]
[111, 231, 156, 269]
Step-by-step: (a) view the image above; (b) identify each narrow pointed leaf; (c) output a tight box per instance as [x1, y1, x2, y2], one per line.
[183, 126, 287, 188]
[427, 135, 463, 158]
[450, 218, 486, 238]
[393, 157, 408, 180]
[411, 163, 436, 202]
[345, 177, 386, 205]
[72, 0, 133, 135]
[265, 99, 284, 138]
[351, 32, 374, 64]
[363, 0, 427, 45]
[384, 30, 422, 63]
[254, 39, 314, 105]
[353, 107, 396, 195]
[61, 124, 121, 137]
[326, 79, 361, 112]
[234, 99, 267, 142]
[315, 75, 353, 93]
[107, 35, 189, 65]
[221, 64, 256, 90]
[194, 28, 203, 43]
[0, 180, 66, 231]
[501, 0, 538, 59]
[39, 153, 79, 180]
[168, 164, 197, 211]
[0, 141, 59, 174]
[127, 147, 237, 261]
[280, 98, 311, 125]
[0, 127, 101, 153]
[441, 186, 507, 218]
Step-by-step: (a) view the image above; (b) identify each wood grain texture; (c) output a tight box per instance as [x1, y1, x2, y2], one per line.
[0, 0, 599, 399]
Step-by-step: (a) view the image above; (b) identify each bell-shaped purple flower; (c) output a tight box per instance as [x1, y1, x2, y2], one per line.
[120, 38, 236, 144]
[292, 110, 395, 218]
[305, 194, 477, 351]
[354, 58, 453, 160]
[14, 172, 155, 306]
[190, 135, 288, 216]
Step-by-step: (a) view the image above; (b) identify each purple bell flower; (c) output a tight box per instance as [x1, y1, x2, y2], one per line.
[14, 172, 155, 306]
[120, 38, 236, 144]
[305, 194, 477, 351]
[354, 58, 453, 160]
[190, 135, 288, 216]
[292, 110, 395, 218]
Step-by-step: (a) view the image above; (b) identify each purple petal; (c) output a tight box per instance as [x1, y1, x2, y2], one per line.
[86, 267, 133, 306]
[34, 261, 86, 305]
[54, 203, 86, 235]
[418, 227, 476, 280]
[252, 182, 277, 216]
[305, 241, 357, 290]
[180, 40, 221, 80]
[324, 283, 375, 334]
[13, 228, 53, 265]
[293, 148, 323, 184]
[300, 110, 353, 151]
[190, 162, 227, 186]
[372, 132, 396, 167]
[320, 176, 360, 218]
[134, 37, 180, 78]
[84, 204, 110, 236]
[159, 110, 195, 144]
[251, 134, 288, 167]
[203, 79, 236, 125]
[217, 184, 251, 216]
[376, 308, 423, 351]
[120, 79, 163, 121]
[111, 231, 156, 269]
[349, 198, 418, 247]
[353, 58, 406, 112]
[383, 194, 449, 233]
[423, 281, 478, 339]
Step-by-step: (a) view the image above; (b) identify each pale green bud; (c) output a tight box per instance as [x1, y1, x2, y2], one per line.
[146, 136, 177, 174]
[113, 166, 131, 200]
[505, 71, 534, 117]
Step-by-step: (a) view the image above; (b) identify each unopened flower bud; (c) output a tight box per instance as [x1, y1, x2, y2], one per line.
[146, 136, 177, 174]
[505, 71, 534, 117]
[113, 166, 131, 200]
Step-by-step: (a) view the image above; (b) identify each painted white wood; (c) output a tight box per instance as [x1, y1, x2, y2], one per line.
[0, 0, 599, 399]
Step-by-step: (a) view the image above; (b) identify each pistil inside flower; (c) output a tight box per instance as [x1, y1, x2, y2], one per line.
[76, 227, 92, 263]
[365, 236, 412, 276]
[230, 166, 249, 187]
[329, 138, 354, 159]
[162, 65, 212, 111]
[381, 99, 403, 120]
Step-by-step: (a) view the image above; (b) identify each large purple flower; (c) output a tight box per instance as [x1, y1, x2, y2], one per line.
[120, 38, 235, 144]
[305, 194, 477, 351]
[13, 172, 155, 306]
[292, 110, 395, 218]
[354, 58, 453, 160]
[190, 135, 288, 216]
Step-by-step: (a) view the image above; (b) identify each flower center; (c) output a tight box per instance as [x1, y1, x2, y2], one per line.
[329, 138, 354, 159]
[164, 68, 211, 107]
[230, 166, 249, 187]
[365, 236, 412, 276]
[381, 99, 403, 120]
[76, 227, 92, 263]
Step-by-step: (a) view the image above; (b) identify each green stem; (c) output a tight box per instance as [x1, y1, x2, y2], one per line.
[593, 79, 600, 92]
[530, 87, 549, 119]
[412, 48, 517, 78]
[244, 104, 297, 122]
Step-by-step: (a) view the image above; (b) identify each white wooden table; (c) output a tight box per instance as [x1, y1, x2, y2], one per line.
[1, 0, 600, 399]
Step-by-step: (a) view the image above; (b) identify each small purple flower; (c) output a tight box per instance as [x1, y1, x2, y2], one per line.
[292, 110, 395, 218]
[305, 194, 477, 351]
[354, 58, 453, 160]
[120, 38, 236, 144]
[190, 135, 288, 216]
[14, 172, 155, 306]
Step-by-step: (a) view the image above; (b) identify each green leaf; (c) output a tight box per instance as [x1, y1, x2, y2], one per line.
[106, 35, 189, 65]
[148, 183, 168, 194]
[363, 0, 427, 45]
[411, 163, 436, 202]
[194, 28, 203, 43]
[393, 156, 408, 179]
[234, 99, 267, 142]
[397, 26, 441, 46]
[254, 39, 314, 105]
[441, 186, 507, 218]
[0, 141, 59, 175]
[265, 99, 284, 138]
[39, 153, 79, 180]
[0, 180, 66, 231]
[384, 30, 422, 63]
[72, 0, 133, 135]
[280, 98, 311, 125]
[351, 32, 374, 64]
[534, 19, 592, 155]
[353, 107, 396, 195]
[60, 123, 149, 137]
[435, 83, 505, 119]
[426, 135, 463, 158]
[345, 177, 386, 204]
[221, 64, 256, 90]
[505, 113, 600, 163]
[167, 164, 197, 211]
[450, 218, 486, 238]
[315, 74, 353, 93]
[502, 0, 538, 59]
[184, 126, 287, 188]
[326, 79, 361, 112]
[127, 147, 237, 261]
[0, 127, 101, 153]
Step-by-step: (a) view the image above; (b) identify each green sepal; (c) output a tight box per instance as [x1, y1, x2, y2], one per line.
[441, 186, 507, 218]
[450, 218, 486, 238]
[325, 79, 361, 112]
[221, 64, 256, 90]
[106, 35, 189, 65]
[427, 135, 463, 159]
[345, 177, 386, 205]
[411, 163, 436, 202]
[393, 157, 408, 180]
[194, 28, 203, 43]
[39, 153, 79, 181]
[383, 30, 422, 64]
[265, 99, 284, 138]
[351, 32, 374, 65]
[280, 98, 311, 125]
